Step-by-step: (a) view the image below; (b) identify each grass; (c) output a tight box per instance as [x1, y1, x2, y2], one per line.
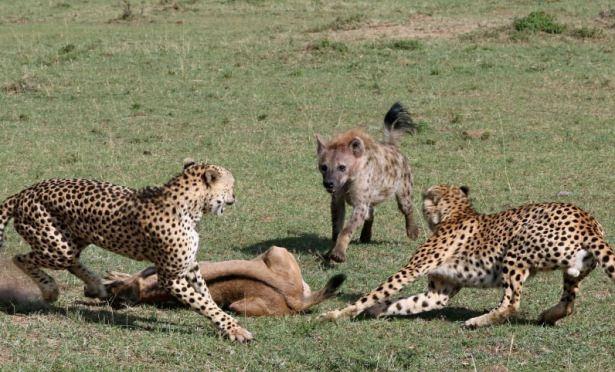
[0, 0, 614, 370]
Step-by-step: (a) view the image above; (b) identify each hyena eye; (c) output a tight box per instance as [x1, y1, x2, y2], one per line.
[319, 164, 328, 172]
[337, 165, 346, 172]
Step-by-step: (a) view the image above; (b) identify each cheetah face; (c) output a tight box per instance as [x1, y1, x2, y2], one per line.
[202, 166, 236, 217]
[422, 185, 470, 231]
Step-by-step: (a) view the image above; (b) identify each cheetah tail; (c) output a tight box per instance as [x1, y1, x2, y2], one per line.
[383, 102, 418, 146]
[587, 237, 615, 282]
[301, 273, 346, 310]
[0, 195, 17, 252]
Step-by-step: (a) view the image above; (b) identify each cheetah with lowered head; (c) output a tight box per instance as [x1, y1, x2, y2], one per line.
[0, 159, 252, 342]
[320, 185, 614, 327]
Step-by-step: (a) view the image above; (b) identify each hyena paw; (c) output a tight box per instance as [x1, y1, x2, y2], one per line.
[327, 249, 347, 263]
[407, 225, 420, 240]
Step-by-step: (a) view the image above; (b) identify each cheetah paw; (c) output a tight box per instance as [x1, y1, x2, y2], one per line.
[227, 326, 253, 343]
[317, 306, 357, 321]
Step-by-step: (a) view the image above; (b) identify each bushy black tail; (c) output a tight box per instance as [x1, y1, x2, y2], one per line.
[0, 195, 17, 253]
[383, 102, 417, 146]
[302, 273, 346, 309]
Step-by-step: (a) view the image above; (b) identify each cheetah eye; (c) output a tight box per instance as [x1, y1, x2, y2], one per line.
[319, 164, 328, 172]
[337, 165, 346, 172]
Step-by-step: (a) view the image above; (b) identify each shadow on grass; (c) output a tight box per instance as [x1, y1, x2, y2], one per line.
[0, 299, 213, 335]
[238, 233, 331, 255]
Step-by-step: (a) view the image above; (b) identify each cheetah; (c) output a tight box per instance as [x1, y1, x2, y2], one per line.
[320, 185, 615, 327]
[316, 102, 419, 263]
[0, 159, 252, 342]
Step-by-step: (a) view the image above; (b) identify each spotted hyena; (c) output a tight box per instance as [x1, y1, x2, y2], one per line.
[316, 102, 419, 263]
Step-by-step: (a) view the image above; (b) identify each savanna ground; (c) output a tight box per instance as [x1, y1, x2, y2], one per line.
[1, 0, 614, 370]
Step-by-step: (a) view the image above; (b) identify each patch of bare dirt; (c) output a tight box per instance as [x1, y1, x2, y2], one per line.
[324, 14, 507, 41]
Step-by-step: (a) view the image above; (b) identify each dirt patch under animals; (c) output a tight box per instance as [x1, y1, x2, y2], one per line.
[321, 14, 508, 41]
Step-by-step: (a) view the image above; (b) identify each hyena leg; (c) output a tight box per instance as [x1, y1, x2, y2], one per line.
[331, 194, 346, 242]
[328, 204, 369, 263]
[539, 254, 596, 325]
[465, 258, 530, 328]
[396, 175, 419, 240]
[320, 252, 433, 320]
[359, 206, 375, 243]
[159, 268, 252, 343]
[367, 277, 460, 317]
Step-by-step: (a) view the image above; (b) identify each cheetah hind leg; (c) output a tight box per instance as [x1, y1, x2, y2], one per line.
[366, 277, 460, 317]
[13, 253, 60, 303]
[539, 254, 596, 325]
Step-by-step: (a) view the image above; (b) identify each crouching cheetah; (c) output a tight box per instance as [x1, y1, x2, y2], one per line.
[320, 185, 614, 327]
[0, 159, 252, 342]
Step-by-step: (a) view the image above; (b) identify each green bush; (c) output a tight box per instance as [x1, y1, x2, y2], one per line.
[513, 11, 565, 34]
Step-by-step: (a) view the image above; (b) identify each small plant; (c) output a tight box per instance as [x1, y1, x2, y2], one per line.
[513, 11, 565, 34]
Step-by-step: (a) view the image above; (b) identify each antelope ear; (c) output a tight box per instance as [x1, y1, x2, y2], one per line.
[183, 158, 196, 170]
[349, 137, 364, 157]
[316, 134, 326, 155]
[460, 185, 470, 196]
[202, 169, 219, 186]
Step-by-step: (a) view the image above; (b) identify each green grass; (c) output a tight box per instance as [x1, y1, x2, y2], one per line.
[0, 0, 614, 370]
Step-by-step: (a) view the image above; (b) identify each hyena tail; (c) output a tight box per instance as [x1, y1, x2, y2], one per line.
[0, 195, 17, 252]
[383, 102, 417, 146]
[301, 273, 346, 310]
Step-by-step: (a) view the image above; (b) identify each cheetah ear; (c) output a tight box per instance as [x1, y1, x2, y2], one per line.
[316, 134, 326, 156]
[460, 186, 470, 196]
[202, 169, 219, 187]
[183, 158, 196, 170]
[349, 137, 364, 157]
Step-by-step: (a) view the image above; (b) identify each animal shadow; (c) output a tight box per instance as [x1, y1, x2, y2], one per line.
[0, 299, 205, 335]
[239, 233, 331, 256]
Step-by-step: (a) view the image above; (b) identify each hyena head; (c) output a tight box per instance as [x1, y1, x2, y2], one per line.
[315, 131, 367, 194]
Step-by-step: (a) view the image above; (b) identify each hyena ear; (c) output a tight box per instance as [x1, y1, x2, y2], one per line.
[183, 158, 196, 170]
[315, 134, 326, 155]
[460, 185, 470, 196]
[349, 137, 364, 157]
[202, 169, 219, 187]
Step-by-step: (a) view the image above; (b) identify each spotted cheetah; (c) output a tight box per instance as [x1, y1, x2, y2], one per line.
[316, 102, 419, 263]
[0, 159, 252, 342]
[320, 185, 614, 327]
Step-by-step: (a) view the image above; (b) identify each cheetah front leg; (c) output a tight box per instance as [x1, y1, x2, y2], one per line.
[319, 251, 435, 320]
[328, 203, 369, 263]
[366, 277, 460, 317]
[159, 268, 252, 343]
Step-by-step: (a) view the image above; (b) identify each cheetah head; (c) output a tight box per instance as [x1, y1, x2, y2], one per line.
[180, 159, 236, 217]
[422, 185, 471, 232]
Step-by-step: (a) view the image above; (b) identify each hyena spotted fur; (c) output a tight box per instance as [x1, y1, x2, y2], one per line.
[316, 103, 420, 263]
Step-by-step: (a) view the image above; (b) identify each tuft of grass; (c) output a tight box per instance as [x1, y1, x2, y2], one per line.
[569, 26, 604, 39]
[513, 11, 566, 34]
[2, 75, 39, 94]
[306, 38, 349, 53]
[382, 39, 423, 51]
[308, 13, 365, 32]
